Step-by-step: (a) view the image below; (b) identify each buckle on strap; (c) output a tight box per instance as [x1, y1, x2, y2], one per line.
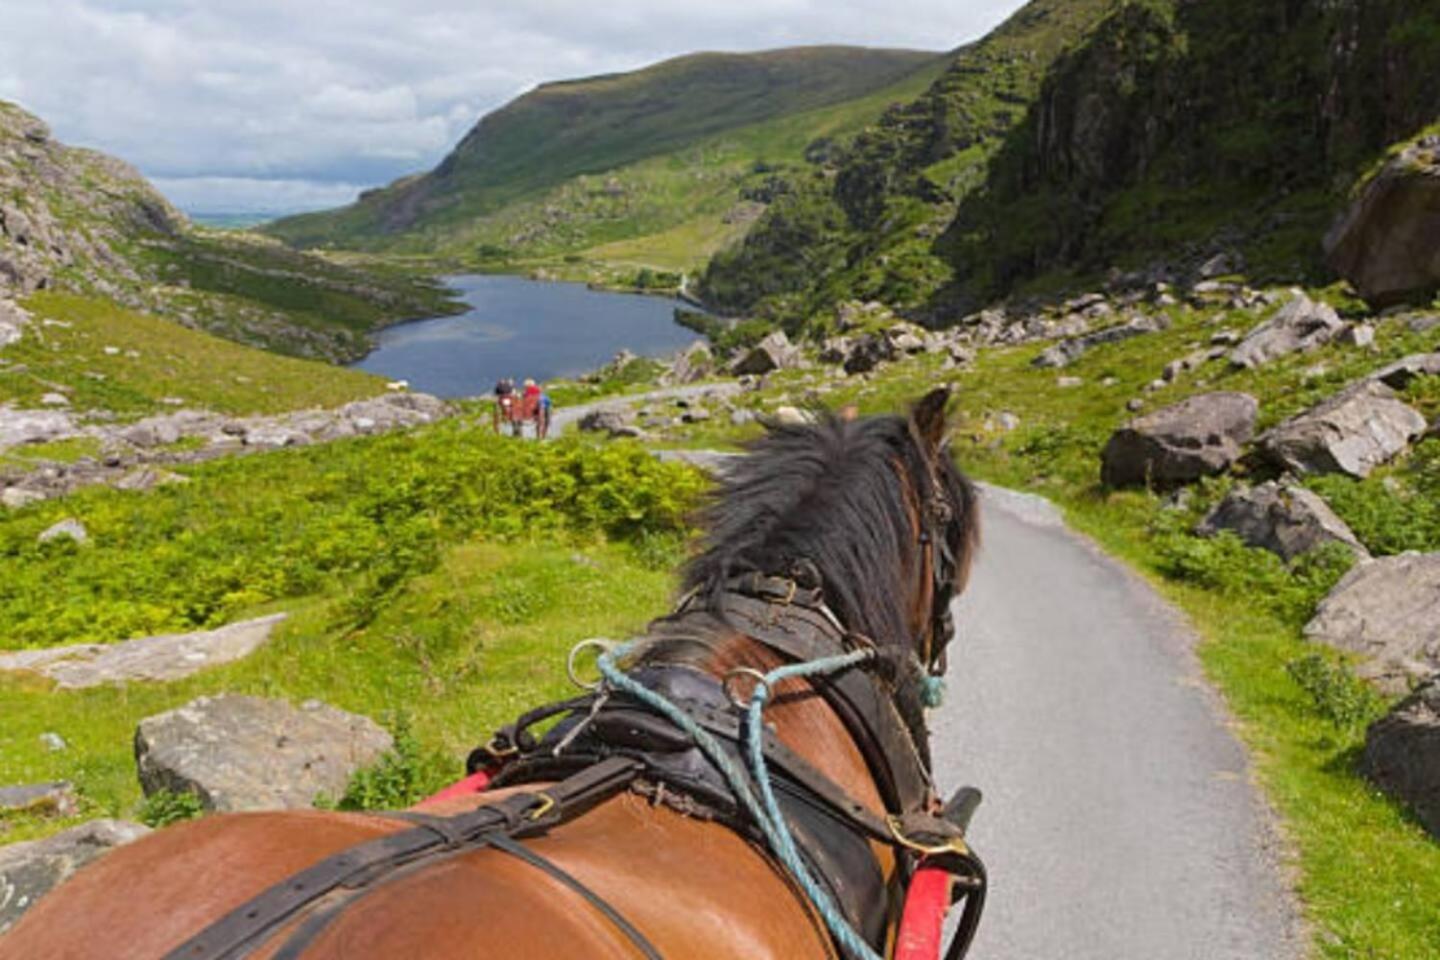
[886, 814, 970, 859]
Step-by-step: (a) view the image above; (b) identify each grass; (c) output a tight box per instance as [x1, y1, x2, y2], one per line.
[0, 419, 697, 844]
[0, 292, 385, 419]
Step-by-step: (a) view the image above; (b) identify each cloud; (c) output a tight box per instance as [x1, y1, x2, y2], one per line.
[0, 0, 1027, 213]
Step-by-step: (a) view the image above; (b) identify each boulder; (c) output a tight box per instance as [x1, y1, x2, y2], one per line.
[134, 695, 393, 812]
[1326, 134, 1440, 306]
[1259, 381, 1426, 478]
[1227, 292, 1344, 368]
[667, 341, 713, 385]
[771, 406, 814, 427]
[1337, 323, 1376, 348]
[1304, 553, 1440, 693]
[0, 404, 77, 451]
[1370, 352, 1440, 391]
[37, 518, 87, 545]
[1361, 677, 1440, 838]
[730, 331, 798, 376]
[577, 408, 636, 437]
[0, 820, 150, 933]
[0, 613, 288, 689]
[113, 467, 189, 492]
[888, 324, 927, 354]
[842, 332, 897, 375]
[0, 298, 29, 349]
[818, 336, 851, 365]
[1101, 392, 1259, 488]
[0, 781, 77, 818]
[1196, 481, 1369, 561]
[1031, 315, 1164, 369]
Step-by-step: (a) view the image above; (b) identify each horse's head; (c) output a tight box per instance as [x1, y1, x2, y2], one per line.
[681, 387, 980, 760]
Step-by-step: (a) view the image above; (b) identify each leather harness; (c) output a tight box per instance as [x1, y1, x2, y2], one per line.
[160, 485, 987, 960]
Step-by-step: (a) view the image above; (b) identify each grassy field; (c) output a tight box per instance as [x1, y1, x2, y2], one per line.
[0, 421, 700, 843]
[0, 292, 385, 418]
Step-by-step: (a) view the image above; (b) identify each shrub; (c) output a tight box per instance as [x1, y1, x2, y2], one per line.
[1285, 653, 1386, 734]
[332, 715, 453, 811]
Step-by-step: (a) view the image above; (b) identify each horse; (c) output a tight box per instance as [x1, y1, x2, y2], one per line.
[1, 388, 983, 960]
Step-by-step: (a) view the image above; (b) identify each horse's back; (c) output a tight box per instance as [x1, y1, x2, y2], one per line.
[1, 793, 829, 960]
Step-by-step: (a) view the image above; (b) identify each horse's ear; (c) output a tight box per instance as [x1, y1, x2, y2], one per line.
[910, 388, 951, 451]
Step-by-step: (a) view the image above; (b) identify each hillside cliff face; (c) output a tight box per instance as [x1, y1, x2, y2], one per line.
[703, 0, 1440, 329]
[0, 101, 456, 361]
[0, 102, 184, 298]
[265, 46, 943, 253]
[943, 0, 1440, 305]
[697, 0, 1117, 322]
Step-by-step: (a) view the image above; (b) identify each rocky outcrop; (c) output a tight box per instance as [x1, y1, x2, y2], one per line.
[842, 332, 898, 375]
[1326, 135, 1440, 307]
[1227, 293, 1344, 369]
[1101, 392, 1259, 488]
[1259, 381, 1426, 479]
[1304, 553, 1440, 694]
[577, 407, 640, 438]
[134, 695, 393, 812]
[0, 819, 150, 933]
[1032, 315, 1165, 369]
[730, 331, 800, 376]
[664, 341, 714, 385]
[0, 782, 77, 818]
[1370, 352, 1440, 391]
[1196, 481, 1368, 561]
[1361, 677, 1440, 839]
[1, 392, 450, 508]
[0, 297, 28, 348]
[0, 614, 288, 689]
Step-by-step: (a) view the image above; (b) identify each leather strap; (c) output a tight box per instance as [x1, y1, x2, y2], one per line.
[162, 756, 642, 960]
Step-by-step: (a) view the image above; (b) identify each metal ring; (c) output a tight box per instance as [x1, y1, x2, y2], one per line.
[722, 667, 770, 710]
[566, 638, 615, 691]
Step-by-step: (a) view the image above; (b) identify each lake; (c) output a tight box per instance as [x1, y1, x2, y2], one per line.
[351, 274, 701, 397]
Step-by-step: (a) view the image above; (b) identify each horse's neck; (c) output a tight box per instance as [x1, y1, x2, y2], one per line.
[702, 633, 888, 819]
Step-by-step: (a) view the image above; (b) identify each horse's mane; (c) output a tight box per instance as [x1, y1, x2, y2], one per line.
[682, 410, 979, 667]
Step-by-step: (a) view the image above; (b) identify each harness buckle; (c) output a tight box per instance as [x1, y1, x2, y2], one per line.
[722, 667, 770, 710]
[483, 736, 520, 760]
[526, 791, 557, 821]
[886, 814, 970, 858]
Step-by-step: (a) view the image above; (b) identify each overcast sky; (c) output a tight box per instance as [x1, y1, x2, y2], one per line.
[0, 1, 1025, 215]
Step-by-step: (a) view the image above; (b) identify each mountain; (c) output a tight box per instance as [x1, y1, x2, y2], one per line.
[263, 47, 948, 275]
[0, 101, 456, 362]
[702, 0, 1440, 329]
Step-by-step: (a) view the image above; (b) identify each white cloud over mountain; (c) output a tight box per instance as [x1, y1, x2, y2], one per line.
[0, 0, 1023, 213]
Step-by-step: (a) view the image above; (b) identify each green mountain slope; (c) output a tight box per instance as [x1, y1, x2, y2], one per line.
[697, 0, 1118, 322]
[263, 47, 948, 268]
[0, 101, 457, 362]
[703, 0, 1440, 330]
[943, 0, 1440, 305]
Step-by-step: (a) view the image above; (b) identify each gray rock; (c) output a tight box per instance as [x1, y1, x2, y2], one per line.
[113, 467, 189, 492]
[1031, 316, 1164, 369]
[818, 336, 852, 365]
[1337, 323, 1376, 348]
[1370, 352, 1440, 391]
[1101, 392, 1259, 488]
[888, 324, 927, 354]
[1410, 314, 1440, 334]
[771, 405, 814, 426]
[37, 518, 87, 545]
[1326, 135, 1440, 306]
[0, 820, 151, 933]
[1196, 481, 1369, 561]
[0, 782, 77, 818]
[730, 408, 756, 427]
[1361, 677, 1440, 838]
[0, 614, 288, 689]
[1057, 376, 1084, 389]
[0, 405, 77, 451]
[577, 408, 635, 437]
[38, 732, 67, 753]
[1305, 553, 1440, 693]
[39, 393, 69, 407]
[1259, 380, 1426, 478]
[666, 341, 713, 385]
[0, 298, 29, 348]
[730, 331, 799, 376]
[1228, 292, 1344, 368]
[134, 694, 393, 812]
[1, 487, 44, 510]
[842, 332, 897, 375]
[680, 407, 711, 423]
[651, 449, 739, 477]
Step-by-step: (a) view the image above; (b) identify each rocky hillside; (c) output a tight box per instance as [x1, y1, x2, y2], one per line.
[0, 101, 456, 362]
[263, 47, 947, 274]
[702, 0, 1440, 329]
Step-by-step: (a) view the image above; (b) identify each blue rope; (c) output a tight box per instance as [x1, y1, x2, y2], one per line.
[596, 642, 885, 960]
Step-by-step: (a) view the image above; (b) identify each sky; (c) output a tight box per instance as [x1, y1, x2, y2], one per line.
[0, 1, 1025, 215]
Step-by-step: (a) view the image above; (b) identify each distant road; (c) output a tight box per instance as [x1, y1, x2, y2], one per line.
[930, 486, 1304, 959]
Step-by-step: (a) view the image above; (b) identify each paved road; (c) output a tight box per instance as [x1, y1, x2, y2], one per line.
[930, 486, 1304, 959]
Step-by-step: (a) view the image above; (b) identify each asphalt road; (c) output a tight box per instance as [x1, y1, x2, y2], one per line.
[929, 486, 1304, 960]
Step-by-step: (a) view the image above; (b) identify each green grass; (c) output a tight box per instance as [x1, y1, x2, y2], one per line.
[0, 419, 697, 843]
[0, 292, 385, 419]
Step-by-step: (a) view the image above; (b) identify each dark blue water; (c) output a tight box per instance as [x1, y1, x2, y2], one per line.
[352, 274, 700, 397]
